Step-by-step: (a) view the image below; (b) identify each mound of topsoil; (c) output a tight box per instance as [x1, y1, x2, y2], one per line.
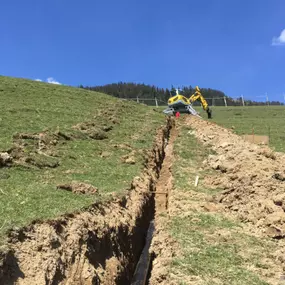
[57, 181, 98, 194]
[187, 117, 285, 238]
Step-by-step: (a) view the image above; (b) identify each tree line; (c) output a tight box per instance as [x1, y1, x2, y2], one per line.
[79, 82, 283, 106]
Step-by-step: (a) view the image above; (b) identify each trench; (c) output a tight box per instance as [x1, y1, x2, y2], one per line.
[131, 125, 177, 285]
[0, 118, 176, 285]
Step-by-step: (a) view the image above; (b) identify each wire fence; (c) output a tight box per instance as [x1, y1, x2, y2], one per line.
[125, 95, 284, 107]
[126, 97, 239, 107]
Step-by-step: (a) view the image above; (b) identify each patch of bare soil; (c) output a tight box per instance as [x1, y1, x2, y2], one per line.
[72, 122, 110, 140]
[149, 116, 285, 285]
[0, 118, 173, 285]
[149, 124, 179, 285]
[1, 106, 120, 170]
[121, 150, 137, 165]
[57, 182, 99, 194]
[154, 125, 177, 213]
[186, 116, 285, 238]
[181, 116, 285, 283]
[4, 131, 69, 169]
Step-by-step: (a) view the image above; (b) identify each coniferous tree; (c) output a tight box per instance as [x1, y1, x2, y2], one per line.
[80, 82, 283, 106]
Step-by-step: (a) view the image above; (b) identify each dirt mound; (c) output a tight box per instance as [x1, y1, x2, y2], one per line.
[186, 116, 285, 238]
[6, 131, 68, 169]
[82, 103, 123, 131]
[3, 121, 112, 169]
[121, 150, 137, 165]
[1, 113, 118, 170]
[72, 121, 110, 140]
[57, 181, 98, 194]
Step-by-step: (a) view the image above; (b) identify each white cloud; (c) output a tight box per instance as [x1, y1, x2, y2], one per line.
[272, 29, 285, 46]
[34, 77, 62, 84]
[47, 77, 61, 85]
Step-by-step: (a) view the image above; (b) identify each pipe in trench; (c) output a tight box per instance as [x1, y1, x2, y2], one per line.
[130, 221, 155, 285]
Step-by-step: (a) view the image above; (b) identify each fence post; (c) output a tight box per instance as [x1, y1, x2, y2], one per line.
[155, 97, 158, 108]
[137, 96, 139, 103]
[241, 94, 245, 107]
[223, 97, 227, 107]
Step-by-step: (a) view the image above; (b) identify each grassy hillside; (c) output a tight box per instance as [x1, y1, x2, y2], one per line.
[0, 76, 164, 244]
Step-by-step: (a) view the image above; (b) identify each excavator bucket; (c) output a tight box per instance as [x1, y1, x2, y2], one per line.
[162, 107, 175, 115]
[186, 104, 200, 116]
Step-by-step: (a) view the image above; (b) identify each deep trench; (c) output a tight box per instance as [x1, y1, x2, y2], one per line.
[0, 119, 174, 285]
[131, 123, 175, 285]
[130, 124, 173, 285]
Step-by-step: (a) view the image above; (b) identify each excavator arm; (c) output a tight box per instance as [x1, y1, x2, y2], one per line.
[189, 87, 212, 119]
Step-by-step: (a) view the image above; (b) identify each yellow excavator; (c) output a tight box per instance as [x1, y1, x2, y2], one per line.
[163, 86, 212, 119]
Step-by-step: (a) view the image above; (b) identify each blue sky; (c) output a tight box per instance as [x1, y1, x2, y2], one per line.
[1, 0, 285, 101]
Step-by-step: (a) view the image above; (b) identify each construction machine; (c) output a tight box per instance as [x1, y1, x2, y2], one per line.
[163, 86, 212, 119]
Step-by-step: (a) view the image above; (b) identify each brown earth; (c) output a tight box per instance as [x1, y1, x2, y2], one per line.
[4, 131, 68, 169]
[154, 126, 177, 213]
[149, 116, 285, 285]
[149, 124, 179, 285]
[186, 116, 285, 238]
[184, 116, 285, 284]
[72, 122, 110, 140]
[56, 182, 99, 195]
[0, 118, 172, 285]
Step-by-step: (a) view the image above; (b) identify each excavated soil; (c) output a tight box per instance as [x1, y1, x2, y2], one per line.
[149, 116, 285, 285]
[0, 118, 173, 285]
[149, 125, 179, 285]
[154, 127, 178, 213]
[56, 182, 99, 195]
[186, 116, 285, 239]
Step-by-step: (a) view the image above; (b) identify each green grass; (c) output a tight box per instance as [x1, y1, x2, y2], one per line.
[173, 125, 218, 194]
[169, 125, 274, 284]
[0, 76, 164, 244]
[170, 213, 275, 285]
[170, 214, 271, 285]
[198, 106, 285, 152]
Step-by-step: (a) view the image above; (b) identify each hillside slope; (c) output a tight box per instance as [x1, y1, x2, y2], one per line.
[0, 76, 164, 244]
